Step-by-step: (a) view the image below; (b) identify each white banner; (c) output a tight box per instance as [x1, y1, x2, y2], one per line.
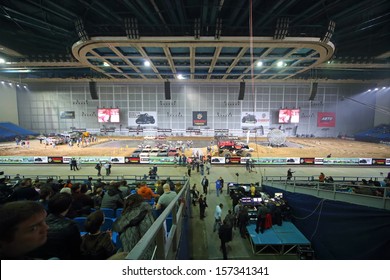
[128, 111, 157, 127]
[241, 112, 270, 127]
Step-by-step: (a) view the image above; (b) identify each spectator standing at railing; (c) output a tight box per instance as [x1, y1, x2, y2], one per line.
[319, 172, 326, 183]
[287, 168, 295, 180]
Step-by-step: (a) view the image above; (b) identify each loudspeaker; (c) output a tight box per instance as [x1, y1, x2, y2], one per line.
[238, 82, 245, 100]
[164, 81, 171, 100]
[89, 81, 98, 100]
[309, 82, 318, 101]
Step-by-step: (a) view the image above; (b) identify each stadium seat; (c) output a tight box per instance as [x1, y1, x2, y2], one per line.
[116, 208, 123, 217]
[101, 217, 115, 231]
[100, 208, 116, 218]
[74, 217, 87, 232]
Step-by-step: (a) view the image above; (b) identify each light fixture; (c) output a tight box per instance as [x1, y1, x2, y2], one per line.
[256, 61, 263, 67]
[0, 58, 5, 64]
[103, 62, 110, 67]
[177, 74, 185, 80]
[144, 61, 151, 67]
[276, 61, 285, 67]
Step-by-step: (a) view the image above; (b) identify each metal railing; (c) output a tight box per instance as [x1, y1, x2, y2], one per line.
[263, 176, 390, 210]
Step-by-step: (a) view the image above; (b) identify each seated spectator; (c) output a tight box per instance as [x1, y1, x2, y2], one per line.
[137, 183, 158, 201]
[38, 185, 54, 211]
[0, 201, 48, 259]
[119, 180, 130, 197]
[100, 181, 124, 210]
[80, 210, 116, 260]
[28, 193, 81, 260]
[113, 194, 155, 259]
[92, 187, 104, 209]
[69, 184, 94, 218]
[10, 178, 39, 201]
[155, 183, 177, 211]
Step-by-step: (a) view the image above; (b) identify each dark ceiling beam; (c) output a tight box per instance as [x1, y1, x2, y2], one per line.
[122, 0, 154, 26]
[335, 12, 390, 37]
[253, 0, 288, 28]
[175, 0, 186, 25]
[208, 0, 219, 26]
[24, 0, 75, 22]
[165, 0, 180, 25]
[201, 0, 209, 26]
[254, 0, 296, 29]
[77, 0, 122, 24]
[0, 6, 72, 34]
[134, 0, 159, 25]
[233, 0, 263, 30]
[332, 0, 386, 21]
[225, 0, 246, 30]
[149, 0, 170, 31]
[290, 0, 331, 24]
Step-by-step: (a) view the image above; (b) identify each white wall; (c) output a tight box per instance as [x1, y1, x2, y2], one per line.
[0, 83, 19, 124]
[374, 88, 390, 126]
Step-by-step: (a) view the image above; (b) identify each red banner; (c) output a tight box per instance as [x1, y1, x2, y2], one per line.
[317, 112, 336, 127]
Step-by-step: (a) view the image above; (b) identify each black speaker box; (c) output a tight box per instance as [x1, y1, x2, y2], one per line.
[164, 81, 171, 100]
[238, 82, 245, 100]
[89, 81, 98, 100]
[309, 82, 318, 101]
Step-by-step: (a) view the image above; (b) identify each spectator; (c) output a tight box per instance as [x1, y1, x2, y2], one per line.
[100, 182, 124, 211]
[198, 194, 207, 219]
[28, 193, 81, 259]
[0, 201, 48, 259]
[113, 194, 155, 259]
[287, 168, 294, 180]
[155, 183, 177, 211]
[137, 183, 159, 201]
[213, 203, 223, 232]
[80, 210, 116, 260]
[319, 173, 326, 183]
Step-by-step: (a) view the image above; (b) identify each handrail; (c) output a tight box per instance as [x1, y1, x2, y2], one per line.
[125, 178, 190, 260]
[263, 176, 390, 210]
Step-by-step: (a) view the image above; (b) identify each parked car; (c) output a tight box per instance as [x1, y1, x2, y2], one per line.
[149, 148, 160, 157]
[168, 148, 179, 157]
[157, 149, 168, 157]
[131, 149, 142, 157]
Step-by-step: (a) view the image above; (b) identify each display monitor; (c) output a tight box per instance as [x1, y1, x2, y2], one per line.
[278, 109, 300, 123]
[98, 108, 120, 123]
[275, 192, 283, 199]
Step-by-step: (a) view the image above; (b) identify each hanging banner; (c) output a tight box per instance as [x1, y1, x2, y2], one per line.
[318, 112, 336, 127]
[192, 111, 207, 126]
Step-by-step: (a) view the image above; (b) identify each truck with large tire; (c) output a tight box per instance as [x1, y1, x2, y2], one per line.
[216, 140, 252, 159]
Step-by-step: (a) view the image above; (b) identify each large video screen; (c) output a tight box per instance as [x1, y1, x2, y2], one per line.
[98, 108, 120, 123]
[278, 109, 300, 124]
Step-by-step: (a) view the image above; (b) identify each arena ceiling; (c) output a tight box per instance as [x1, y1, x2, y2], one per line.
[0, 0, 389, 83]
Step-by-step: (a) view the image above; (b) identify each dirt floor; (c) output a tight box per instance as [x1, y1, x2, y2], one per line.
[0, 136, 389, 158]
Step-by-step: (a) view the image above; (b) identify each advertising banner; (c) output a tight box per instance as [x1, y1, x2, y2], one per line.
[300, 158, 315, 165]
[323, 158, 359, 165]
[317, 112, 336, 127]
[48, 157, 64, 164]
[192, 111, 207, 126]
[372, 158, 386, 165]
[0, 156, 35, 164]
[241, 112, 270, 127]
[128, 111, 157, 127]
[60, 111, 75, 119]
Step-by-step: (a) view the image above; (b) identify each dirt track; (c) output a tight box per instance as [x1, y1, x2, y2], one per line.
[0, 136, 389, 158]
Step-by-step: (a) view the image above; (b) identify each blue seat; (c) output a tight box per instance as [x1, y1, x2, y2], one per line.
[73, 217, 87, 232]
[111, 232, 122, 250]
[101, 217, 115, 231]
[116, 208, 123, 217]
[100, 208, 116, 218]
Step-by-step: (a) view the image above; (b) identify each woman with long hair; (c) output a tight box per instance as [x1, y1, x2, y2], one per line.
[113, 194, 155, 259]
